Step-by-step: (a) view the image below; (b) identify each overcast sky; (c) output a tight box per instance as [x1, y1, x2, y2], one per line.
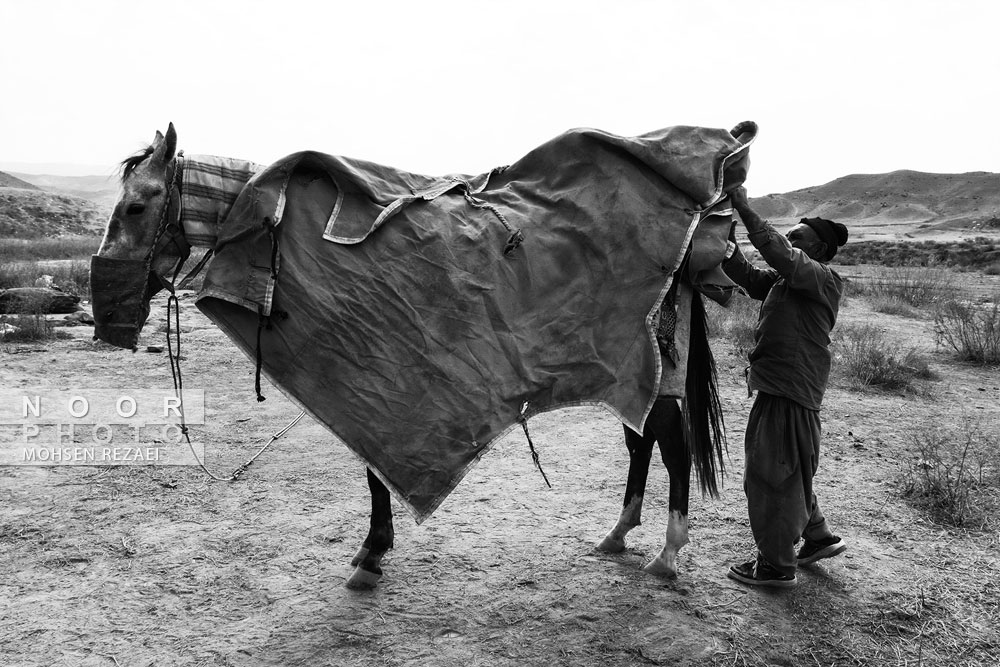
[1, 0, 997, 195]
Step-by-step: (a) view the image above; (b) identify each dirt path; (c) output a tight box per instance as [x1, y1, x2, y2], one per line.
[2, 291, 998, 666]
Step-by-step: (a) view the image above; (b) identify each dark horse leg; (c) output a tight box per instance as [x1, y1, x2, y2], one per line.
[346, 468, 395, 590]
[597, 397, 691, 577]
[597, 418, 655, 553]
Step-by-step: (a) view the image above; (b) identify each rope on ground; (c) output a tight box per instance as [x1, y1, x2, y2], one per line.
[164, 283, 303, 482]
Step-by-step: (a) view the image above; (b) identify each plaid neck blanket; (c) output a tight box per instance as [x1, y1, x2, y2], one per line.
[180, 155, 263, 247]
[195, 123, 754, 522]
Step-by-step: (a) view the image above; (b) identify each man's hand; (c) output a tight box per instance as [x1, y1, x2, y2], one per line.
[730, 186, 766, 232]
[730, 186, 750, 212]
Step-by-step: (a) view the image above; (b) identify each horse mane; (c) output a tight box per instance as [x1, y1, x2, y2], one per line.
[119, 145, 156, 182]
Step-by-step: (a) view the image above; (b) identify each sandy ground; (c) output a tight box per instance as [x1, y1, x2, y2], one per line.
[1, 284, 998, 667]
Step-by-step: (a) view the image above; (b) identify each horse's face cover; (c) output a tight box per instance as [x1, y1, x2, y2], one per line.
[90, 254, 158, 350]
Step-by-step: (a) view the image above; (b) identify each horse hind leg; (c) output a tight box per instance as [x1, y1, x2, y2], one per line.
[642, 399, 691, 578]
[346, 468, 394, 590]
[643, 508, 689, 578]
[598, 424, 655, 553]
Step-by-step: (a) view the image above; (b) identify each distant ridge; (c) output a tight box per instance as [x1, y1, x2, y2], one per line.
[9, 171, 118, 209]
[0, 170, 41, 190]
[0, 175, 107, 237]
[1, 167, 998, 241]
[749, 170, 1000, 239]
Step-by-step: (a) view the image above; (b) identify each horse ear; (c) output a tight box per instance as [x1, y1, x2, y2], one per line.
[150, 124, 177, 163]
[164, 123, 177, 160]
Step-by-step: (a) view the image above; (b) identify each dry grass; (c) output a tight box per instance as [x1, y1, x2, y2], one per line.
[705, 292, 758, 358]
[857, 583, 1000, 667]
[836, 237, 1000, 271]
[0, 235, 97, 298]
[833, 322, 935, 393]
[0, 259, 91, 298]
[0, 313, 70, 343]
[0, 235, 100, 262]
[846, 265, 959, 307]
[868, 295, 924, 318]
[900, 417, 1000, 529]
[934, 295, 1000, 364]
[0, 290, 73, 343]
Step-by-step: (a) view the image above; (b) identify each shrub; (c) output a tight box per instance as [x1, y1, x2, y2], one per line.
[0, 235, 100, 262]
[900, 417, 1000, 529]
[0, 259, 91, 298]
[846, 266, 958, 307]
[834, 322, 935, 392]
[0, 313, 68, 343]
[706, 292, 758, 358]
[868, 295, 923, 319]
[933, 295, 1000, 364]
[0, 235, 97, 299]
[0, 292, 71, 343]
[836, 237, 1000, 270]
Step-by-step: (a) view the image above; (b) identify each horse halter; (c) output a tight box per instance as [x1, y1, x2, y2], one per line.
[148, 154, 191, 283]
[91, 155, 190, 350]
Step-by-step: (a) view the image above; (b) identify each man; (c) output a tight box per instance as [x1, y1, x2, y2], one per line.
[722, 186, 850, 588]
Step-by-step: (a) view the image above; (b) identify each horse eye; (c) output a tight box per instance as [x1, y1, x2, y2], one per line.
[126, 203, 146, 216]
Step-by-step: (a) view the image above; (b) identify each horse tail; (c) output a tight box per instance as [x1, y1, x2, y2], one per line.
[683, 292, 727, 497]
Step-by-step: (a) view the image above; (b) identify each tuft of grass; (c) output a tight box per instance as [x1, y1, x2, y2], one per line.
[836, 236, 1000, 270]
[0, 289, 75, 343]
[0, 236, 97, 299]
[934, 295, 1000, 364]
[834, 322, 936, 392]
[900, 417, 1000, 529]
[705, 291, 758, 358]
[0, 312, 71, 343]
[846, 265, 958, 307]
[0, 259, 91, 298]
[869, 295, 924, 318]
[0, 235, 101, 262]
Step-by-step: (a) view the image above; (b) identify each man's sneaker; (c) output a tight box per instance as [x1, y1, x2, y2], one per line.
[727, 556, 796, 588]
[797, 537, 847, 565]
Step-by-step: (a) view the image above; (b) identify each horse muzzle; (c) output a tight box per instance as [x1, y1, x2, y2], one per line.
[90, 255, 158, 350]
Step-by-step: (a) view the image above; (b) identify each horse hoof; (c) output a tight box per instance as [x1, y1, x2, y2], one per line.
[350, 547, 369, 567]
[596, 534, 626, 553]
[642, 558, 678, 579]
[345, 566, 381, 590]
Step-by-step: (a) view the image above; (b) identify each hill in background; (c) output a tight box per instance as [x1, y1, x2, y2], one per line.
[8, 171, 119, 210]
[750, 170, 1000, 240]
[1, 167, 998, 241]
[0, 171, 42, 190]
[0, 170, 109, 237]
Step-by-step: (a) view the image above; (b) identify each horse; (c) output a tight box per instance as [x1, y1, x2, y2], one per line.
[92, 122, 752, 588]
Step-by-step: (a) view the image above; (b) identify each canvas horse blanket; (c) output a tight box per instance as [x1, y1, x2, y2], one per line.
[194, 123, 756, 521]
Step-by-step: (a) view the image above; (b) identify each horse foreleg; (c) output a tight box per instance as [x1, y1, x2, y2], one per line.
[346, 468, 394, 590]
[598, 424, 655, 553]
[643, 399, 690, 578]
